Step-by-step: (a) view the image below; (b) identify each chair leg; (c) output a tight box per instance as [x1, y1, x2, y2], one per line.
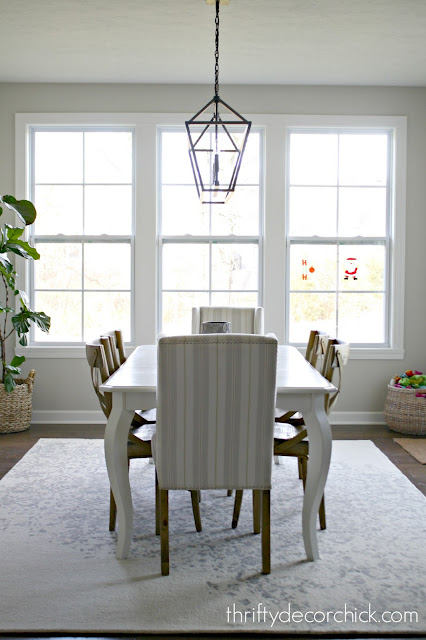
[109, 488, 117, 531]
[298, 457, 303, 479]
[319, 494, 326, 530]
[190, 491, 202, 532]
[155, 472, 160, 535]
[160, 489, 169, 576]
[252, 490, 261, 534]
[227, 489, 233, 497]
[261, 489, 271, 575]
[300, 457, 308, 490]
[232, 490, 243, 528]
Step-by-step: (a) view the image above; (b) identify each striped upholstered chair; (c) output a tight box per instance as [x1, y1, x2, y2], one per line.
[152, 333, 278, 575]
[192, 306, 264, 335]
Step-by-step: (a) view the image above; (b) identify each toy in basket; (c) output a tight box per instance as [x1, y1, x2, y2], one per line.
[384, 369, 426, 435]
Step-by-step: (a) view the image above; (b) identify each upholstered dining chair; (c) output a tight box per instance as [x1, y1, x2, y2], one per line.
[233, 338, 350, 533]
[192, 306, 265, 500]
[86, 338, 201, 534]
[192, 306, 264, 335]
[152, 333, 278, 575]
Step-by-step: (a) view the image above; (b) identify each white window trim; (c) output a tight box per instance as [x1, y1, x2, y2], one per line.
[15, 113, 406, 359]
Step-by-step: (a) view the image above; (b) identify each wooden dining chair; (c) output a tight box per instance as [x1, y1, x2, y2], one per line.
[86, 338, 201, 534]
[100, 331, 157, 427]
[275, 329, 329, 426]
[153, 333, 278, 575]
[233, 338, 350, 533]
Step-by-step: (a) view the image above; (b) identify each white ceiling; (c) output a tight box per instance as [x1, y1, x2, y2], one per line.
[1, 0, 425, 86]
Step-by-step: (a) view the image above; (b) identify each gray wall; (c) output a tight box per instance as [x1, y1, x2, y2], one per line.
[1, 82, 425, 421]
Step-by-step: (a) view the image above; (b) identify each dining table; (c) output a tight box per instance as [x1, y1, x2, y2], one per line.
[101, 344, 336, 561]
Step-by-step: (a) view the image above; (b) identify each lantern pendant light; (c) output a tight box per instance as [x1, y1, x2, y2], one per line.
[185, 0, 251, 204]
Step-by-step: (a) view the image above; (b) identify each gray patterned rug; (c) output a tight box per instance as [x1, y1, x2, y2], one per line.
[0, 438, 425, 635]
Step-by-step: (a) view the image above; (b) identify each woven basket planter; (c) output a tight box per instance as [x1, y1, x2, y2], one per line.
[384, 383, 426, 435]
[0, 370, 36, 434]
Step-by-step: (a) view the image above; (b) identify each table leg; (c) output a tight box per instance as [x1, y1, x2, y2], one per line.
[104, 393, 133, 559]
[301, 394, 332, 561]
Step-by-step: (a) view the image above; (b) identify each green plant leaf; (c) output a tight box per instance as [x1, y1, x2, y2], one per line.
[3, 371, 16, 392]
[28, 310, 51, 333]
[2, 225, 40, 260]
[1, 196, 37, 226]
[0, 305, 14, 313]
[10, 355, 25, 368]
[12, 307, 51, 336]
[11, 312, 31, 335]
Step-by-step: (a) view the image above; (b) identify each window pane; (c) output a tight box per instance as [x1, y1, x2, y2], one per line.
[35, 243, 82, 289]
[339, 134, 388, 186]
[34, 132, 83, 184]
[339, 187, 386, 237]
[211, 244, 258, 291]
[84, 244, 131, 290]
[161, 186, 209, 235]
[289, 187, 337, 237]
[289, 244, 337, 291]
[84, 132, 132, 184]
[237, 132, 260, 184]
[162, 244, 209, 290]
[340, 244, 385, 291]
[211, 292, 258, 307]
[162, 292, 209, 335]
[34, 292, 82, 341]
[85, 185, 132, 235]
[162, 132, 195, 185]
[211, 187, 259, 236]
[339, 293, 385, 342]
[34, 185, 83, 235]
[289, 293, 336, 343]
[84, 292, 131, 341]
[289, 133, 338, 186]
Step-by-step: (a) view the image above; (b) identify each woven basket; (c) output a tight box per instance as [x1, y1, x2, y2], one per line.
[384, 383, 426, 435]
[0, 370, 36, 434]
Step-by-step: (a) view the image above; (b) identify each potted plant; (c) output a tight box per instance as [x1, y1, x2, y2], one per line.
[0, 194, 50, 433]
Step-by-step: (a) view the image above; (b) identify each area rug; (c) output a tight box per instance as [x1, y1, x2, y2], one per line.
[394, 437, 426, 464]
[0, 439, 425, 635]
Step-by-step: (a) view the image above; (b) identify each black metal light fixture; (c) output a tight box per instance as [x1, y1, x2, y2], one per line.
[185, 0, 251, 204]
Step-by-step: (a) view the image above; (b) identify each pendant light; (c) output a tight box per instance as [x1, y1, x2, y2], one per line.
[185, 0, 251, 204]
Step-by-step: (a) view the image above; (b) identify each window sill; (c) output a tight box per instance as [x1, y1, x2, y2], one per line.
[17, 345, 404, 360]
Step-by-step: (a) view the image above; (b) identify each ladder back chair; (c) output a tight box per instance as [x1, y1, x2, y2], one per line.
[233, 337, 349, 533]
[86, 336, 201, 534]
[153, 334, 278, 575]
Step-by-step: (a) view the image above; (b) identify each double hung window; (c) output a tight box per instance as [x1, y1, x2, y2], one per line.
[286, 127, 395, 347]
[158, 127, 263, 335]
[28, 127, 134, 343]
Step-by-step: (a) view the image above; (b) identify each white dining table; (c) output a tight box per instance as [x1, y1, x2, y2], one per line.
[101, 344, 336, 561]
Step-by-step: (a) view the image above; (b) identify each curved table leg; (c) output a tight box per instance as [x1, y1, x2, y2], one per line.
[104, 393, 134, 559]
[301, 394, 332, 560]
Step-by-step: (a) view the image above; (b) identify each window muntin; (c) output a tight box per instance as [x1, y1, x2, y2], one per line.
[159, 128, 263, 336]
[286, 129, 391, 346]
[29, 127, 134, 343]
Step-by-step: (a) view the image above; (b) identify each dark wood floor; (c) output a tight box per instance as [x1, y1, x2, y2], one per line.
[1, 422, 425, 495]
[0, 424, 425, 640]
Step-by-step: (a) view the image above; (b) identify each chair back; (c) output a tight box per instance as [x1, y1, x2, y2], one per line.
[192, 306, 264, 335]
[155, 334, 278, 491]
[321, 338, 350, 414]
[86, 341, 112, 418]
[306, 330, 329, 369]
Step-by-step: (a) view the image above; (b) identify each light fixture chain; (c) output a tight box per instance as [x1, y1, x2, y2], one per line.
[214, 0, 220, 97]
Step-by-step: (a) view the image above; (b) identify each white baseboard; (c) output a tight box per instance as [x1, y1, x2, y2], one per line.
[31, 410, 106, 424]
[31, 409, 386, 426]
[330, 411, 385, 425]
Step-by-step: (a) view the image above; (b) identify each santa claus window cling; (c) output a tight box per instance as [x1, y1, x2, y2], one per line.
[344, 257, 358, 281]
